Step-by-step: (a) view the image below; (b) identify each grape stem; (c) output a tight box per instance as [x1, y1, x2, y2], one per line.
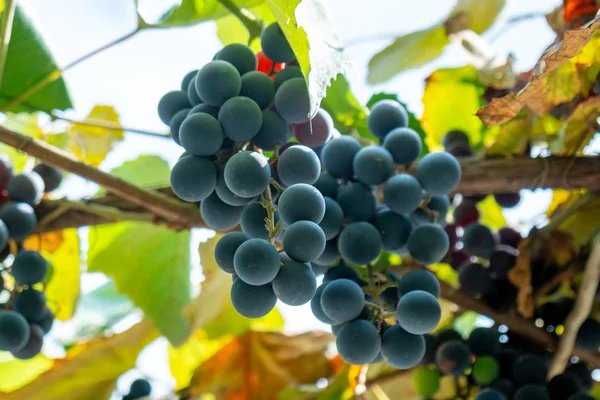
[418, 195, 439, 223]
[215, 0, 263, 44]
[269, 178, 285, 194]
[260, 185, 279, 244]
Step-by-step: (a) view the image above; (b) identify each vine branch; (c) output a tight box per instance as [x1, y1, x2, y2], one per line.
[548, 238, 600, 377]
[50, 112, 170, 139]
[0, 124, 201, 226]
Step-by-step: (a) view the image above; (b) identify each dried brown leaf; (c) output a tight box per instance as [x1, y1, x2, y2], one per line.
[508, 236, 534, 317]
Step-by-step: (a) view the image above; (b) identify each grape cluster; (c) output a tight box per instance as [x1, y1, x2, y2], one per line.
[414, 327, 595, 400]
[162, 22, 463, 368]
[122, 379, 152, 400]
[0, 156, 60, 359]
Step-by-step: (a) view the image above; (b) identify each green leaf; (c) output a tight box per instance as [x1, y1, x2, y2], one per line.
[446, 0, 506, 34]
[367, 92, 430, 156]
[108, 154, 170, 188]
[0, 5, 72, 113]
[477, 195, 507, 231]
[266, 0, 345, 116]
[421, 66, 485, 151]
[453, 311, 479, 338]
[87, 222, 192, 346]
[367, 24, 449, 85]
[319, 74, 368, 135]
[141, 0, 264, 27]
[216, 3, 276, 52]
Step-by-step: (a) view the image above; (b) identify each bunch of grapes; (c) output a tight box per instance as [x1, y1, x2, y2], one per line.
[0, 155, 61, 359]
[122, 378, 152, 400]
[414, 327, 595, 400]
[162, 21, 463, 368]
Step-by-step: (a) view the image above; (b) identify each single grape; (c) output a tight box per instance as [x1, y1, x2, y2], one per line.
[215, 43, 257, 75]
[494, 193, 521, 208]
[274, 66, 303, 88]
[463, 223, 497, 258]
[179, 113, 224, 156]
[311, 284, 336, 324]
[383, 127, 422, 165]
[158, 90, 190, 124]
[416, 152, 461, 195]
[34, 307, 54, 334]
[260, 23, 295, 63]
[282, 220, 326, 262]
[252, 110, 292, 150]
[320, 279, 365, 323]
[188, 103, 219, 118]
[421, 333, 437, 365]
[514, 385, 550, 400]
[12, 251, 48, 286]
[32, 164, 62, 193]
[128, 379, 152, 399]
[383, 173, 424, 215]
[412, 366, 440, 398]
[547, 373, 581, 400]
[0, 219, 8, 252]
[0, 311, 30, 352]
[447, 143, 473, 157]
[170, 155, 216, 202]
[576, 318, 600, 351]
[336, 182, 377, 222]
[442, 129, 470, 150]
[293, 108, 333, 148]
[426, 195, 450, 223]
[233, 238, 280, 285]
[338, 222, 382, 265]
[313, 172, 338, 199]
[396, 290, 441, 334]
[169, 108, 190, 145]
[239, 71, 275, 110]
[0, 154, 13, 193]
[200, 192, 244, 230]
[214, 232, 249, 274]
[453, 201, 480, 227]
[14, 289, 47, 321]
[381, 325, 425, 369]
[215, 166, 253, 207]
[458, 262, 491, 295]
[274, 78, 310, 124]
[435, 328, 463, 347]
[11, 323, 44, 360]
[435, 340, 471, 375]
[407, 223, 449, 265]
[195, 60, 241, 106]
[489, 245, 517, 280]
[318, 197, 344, 240]
[181, 69, 198, 91]
[323, 265, 360, 284]
[468, 327, 501, 356]
[272, 261, 316, 306]
[512, 354, 548, 385]
[487, 378, 515, 398]
[277, 145, 320, 186]
[498, 227, 522, 248]
[218, 96, 263, 141]
[368, 100, 408, 139]
[7, 172, 45, 206]
[566, 362, 593, 391]
[373, 208, 412, 251]
[321, 136, 361, 179]
[353, 145, 394, 185]
[398, 270, 440, 298]
[187, 78, 203, 106]
[336, 320, 381, 365]
[314, 238, 341, 266]
[0, 202, 37, 240]
[472, 356, 500, 385]
[224, 151, 271, 198]
[475, 389, 507, 400]
[277, 183, 325, 225]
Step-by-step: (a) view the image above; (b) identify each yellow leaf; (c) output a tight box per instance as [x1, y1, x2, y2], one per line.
[546, 189, 577, 218]
[429, 263, 459, 288]
[0, 321, 158, 400]
[485, 115, 530, 156]
[216, 3, 276, 52]
[188, 330, 334, 400]
[0, 355, 53, 392]
[561, 96, 600, 155]
[477, 195, 507, 231]
[559, 197, 600, 248]
[69, 105, 123, 166]
[24, 229, 81, 320]
[0, 0, 4, 14]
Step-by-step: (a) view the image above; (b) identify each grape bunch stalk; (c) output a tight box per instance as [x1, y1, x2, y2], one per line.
[0, 156, 60, 359]
[162, 22, 462, 369]
[414, 327, 595, 400]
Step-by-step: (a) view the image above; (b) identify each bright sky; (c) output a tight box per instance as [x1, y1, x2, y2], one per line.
[23, 0, 569, 397]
